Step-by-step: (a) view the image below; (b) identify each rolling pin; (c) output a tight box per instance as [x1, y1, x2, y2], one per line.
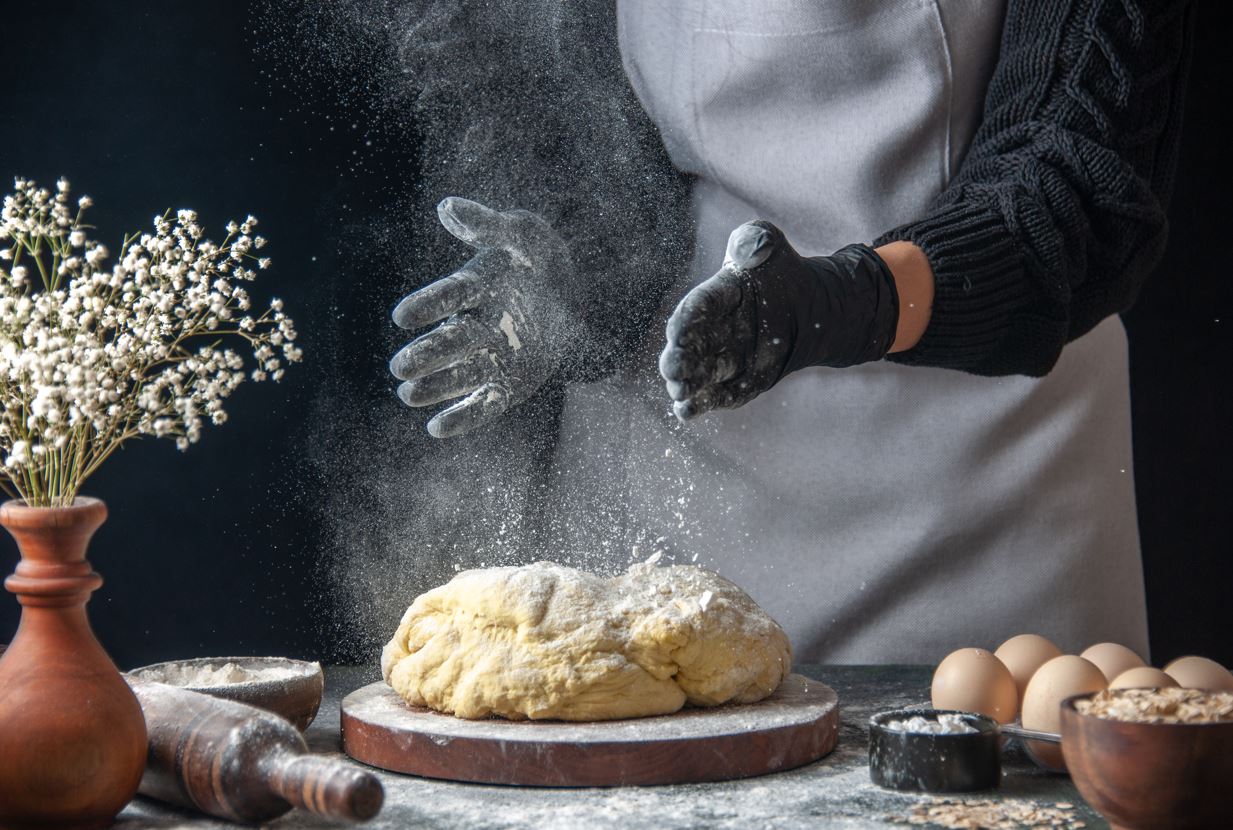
[129, 678, 383, 823]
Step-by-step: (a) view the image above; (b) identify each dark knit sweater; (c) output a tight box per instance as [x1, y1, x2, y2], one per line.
[876, 0, 1194, 376]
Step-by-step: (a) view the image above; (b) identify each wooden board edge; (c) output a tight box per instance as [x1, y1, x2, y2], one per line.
[341, 683, 841, 787]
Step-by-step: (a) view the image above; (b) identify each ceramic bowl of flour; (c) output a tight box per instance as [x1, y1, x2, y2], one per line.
[128, 656, 324, 731]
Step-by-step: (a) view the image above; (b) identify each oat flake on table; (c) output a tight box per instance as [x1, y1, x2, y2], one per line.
[892, 797, 1085, 829]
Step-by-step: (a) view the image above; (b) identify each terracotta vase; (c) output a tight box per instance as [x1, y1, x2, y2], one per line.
[0, 497, 147, 829]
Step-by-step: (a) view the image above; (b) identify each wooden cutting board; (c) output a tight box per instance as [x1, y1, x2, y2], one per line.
[341, 673, 838, 786]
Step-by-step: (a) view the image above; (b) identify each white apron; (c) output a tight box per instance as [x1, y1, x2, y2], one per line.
[546, 0, 1148, 663]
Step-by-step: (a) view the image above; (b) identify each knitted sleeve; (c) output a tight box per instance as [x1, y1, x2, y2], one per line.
[875, 0, 1195, 376]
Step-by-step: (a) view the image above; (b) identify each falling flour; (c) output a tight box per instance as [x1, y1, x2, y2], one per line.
[252, 1, 709, 664]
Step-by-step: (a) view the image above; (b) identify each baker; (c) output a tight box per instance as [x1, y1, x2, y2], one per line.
[387, 0, 1192, 662]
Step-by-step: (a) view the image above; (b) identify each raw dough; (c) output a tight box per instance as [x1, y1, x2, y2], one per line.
[381, 559, 793, 720]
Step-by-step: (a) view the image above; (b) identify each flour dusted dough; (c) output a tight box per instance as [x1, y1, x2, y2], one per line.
[381, 559, 792, 720]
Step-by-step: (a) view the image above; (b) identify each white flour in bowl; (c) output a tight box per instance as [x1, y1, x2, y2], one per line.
[883, 714, 978, 735]
[133, 661, 299, 687]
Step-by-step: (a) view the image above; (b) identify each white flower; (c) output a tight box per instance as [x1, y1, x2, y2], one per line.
[5, 440, 30, 467]
[0, 178, 301, 505]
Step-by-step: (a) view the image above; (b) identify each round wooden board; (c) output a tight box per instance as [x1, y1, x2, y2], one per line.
[341, 673, 839, 787]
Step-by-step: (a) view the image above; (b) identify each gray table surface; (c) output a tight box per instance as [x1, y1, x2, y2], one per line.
[117, 665, 1106, 829]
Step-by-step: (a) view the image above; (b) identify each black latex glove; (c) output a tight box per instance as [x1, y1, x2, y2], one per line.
[390, 197, 574, 438]
[659, 220, 899, 421]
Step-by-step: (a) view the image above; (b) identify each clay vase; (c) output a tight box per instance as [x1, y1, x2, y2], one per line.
[0, 497, 147, 829]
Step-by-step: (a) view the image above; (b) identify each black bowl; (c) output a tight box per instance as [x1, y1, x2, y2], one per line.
[869, 708, 1001, 792]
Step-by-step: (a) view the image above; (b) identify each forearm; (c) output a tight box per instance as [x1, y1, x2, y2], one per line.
[876, 241, 934, 354]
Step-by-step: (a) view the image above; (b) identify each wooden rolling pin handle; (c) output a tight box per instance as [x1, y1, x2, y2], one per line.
[130, 678, 383, 823]
[266, 752, 384, 822]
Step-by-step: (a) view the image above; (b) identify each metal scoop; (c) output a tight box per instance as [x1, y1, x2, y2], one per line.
[869, 708, 1061, 793]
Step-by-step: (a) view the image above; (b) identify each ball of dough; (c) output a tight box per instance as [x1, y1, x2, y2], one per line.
[381, 560, 793, 720]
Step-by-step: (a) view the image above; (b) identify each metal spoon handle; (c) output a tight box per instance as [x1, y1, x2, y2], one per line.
[1000, 723, 1061, 744]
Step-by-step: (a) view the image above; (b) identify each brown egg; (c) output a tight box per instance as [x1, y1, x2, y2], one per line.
[994, 634, 1062, 713]
[1163, 656, 1233, 692]
[1021, 655, 1107, 771]
[1080, 642, 1145, 683]
[1109, 666, 1179, 690]
[931, 648, 1018, 725]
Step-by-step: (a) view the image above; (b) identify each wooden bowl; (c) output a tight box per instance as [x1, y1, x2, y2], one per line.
[1060, 692, 1233, 830]
[128, 656, 324, 731]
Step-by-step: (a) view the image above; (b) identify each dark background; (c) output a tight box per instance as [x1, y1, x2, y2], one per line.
[0, 2, 1228, 670]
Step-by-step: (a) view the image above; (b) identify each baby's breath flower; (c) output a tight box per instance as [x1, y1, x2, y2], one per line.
[0, 177, 302, 507]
